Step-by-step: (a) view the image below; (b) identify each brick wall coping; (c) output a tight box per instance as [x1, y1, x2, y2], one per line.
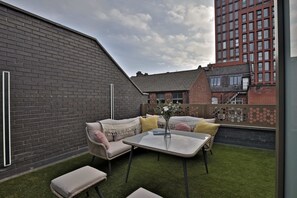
[220, 124, 275, 131]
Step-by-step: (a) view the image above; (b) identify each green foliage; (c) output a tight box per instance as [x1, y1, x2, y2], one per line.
[0, 144, 275, 198]
[155, 100, 181, 120]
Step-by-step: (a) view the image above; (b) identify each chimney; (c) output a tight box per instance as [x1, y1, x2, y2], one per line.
[136, 71, 143, 76]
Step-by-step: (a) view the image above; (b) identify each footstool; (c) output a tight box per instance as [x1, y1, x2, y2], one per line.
[50, 166, 107, 198]
[127, 187, 162, 198]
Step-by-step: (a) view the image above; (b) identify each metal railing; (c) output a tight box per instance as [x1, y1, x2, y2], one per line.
[141, 103, 276, 128]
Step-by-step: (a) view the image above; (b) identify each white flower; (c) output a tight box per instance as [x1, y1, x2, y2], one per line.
[163, 106, 169, 112]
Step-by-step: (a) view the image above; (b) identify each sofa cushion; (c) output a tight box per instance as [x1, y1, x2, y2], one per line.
[174, 122, 191, 132]
[94, 131, 110, 149]
[100, 117, 141, 141]
[86, 122, 103, 142]
[107, 140, 132, 158]
[140, 116, 158, 132]
[194, 119, 220, 136]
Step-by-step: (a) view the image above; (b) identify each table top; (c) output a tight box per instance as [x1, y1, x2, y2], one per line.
[123, 129, 211, 158]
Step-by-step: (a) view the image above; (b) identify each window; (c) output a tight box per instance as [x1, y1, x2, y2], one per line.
[222, 24, 226, 32]
[249, 22, 254, 31]
[235, 29, 239, 37]
[234, 2, 238, 10]
[258, 31, 262, 40]
[264, 51, 270, 60]
[273, 72, 276, 82]
[265, 73, 270, 82]
[242, 14, 247, 23]
[230, 49, 234, 57]
[258, 62, 263, 72]
[172, 92, 183, 103]
[223, 50, 227, 58]
[251, 63, 255, 72]
[264, 30, 269, 39]
[249, 0, 254, 6]
[235, 19, 239, 28]
[222, 6, 226, 14]
[242, 0, 247, 7]
[250, 53, 254, 62]
[249, 12, 254, 21]
[210, 76, 221, 87]
[264, 8, 269, 17]
[243, 34, 247, 42]
[229, 13, 233, 21]
[211, 97, 218, 104]
[264, 19, 269, 28]
[222, 32, 226, 40]
[249, 33, 254, 41]
[235, 48, 239, 56]
[229, 75, 242, 85]
[242, 24, 247, 32]
[243, 54, 248, 62]
[230, 22, 234, 29]
[264, 40, 270, 49]
[258, 73, 263, 82]
[157, 93, 165, 103]
[258, 41, 263, 50]
[265, 62, 270, 71]
[222, 15, 226, 23]
[257, 10, 262, 19]
[235, 39, 239, 47]
[243, 44, 247, 52]
[230, 30, 234, 38]
[229, 4, 233, 12]
[257, 20, 262, 29]
[249, 43, 254, 52]
[218, 33, 221, 41]
[258, 52, 263, 61]
[223, 41, 227, 49]
[217, 51, 222, 59]
[230, 40, 234, 47]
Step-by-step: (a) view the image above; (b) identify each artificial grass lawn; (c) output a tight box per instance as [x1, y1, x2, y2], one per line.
[0, 144, 275, 198]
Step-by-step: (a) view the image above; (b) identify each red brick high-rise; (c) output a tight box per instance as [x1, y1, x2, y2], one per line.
[213, 0, 276, 104]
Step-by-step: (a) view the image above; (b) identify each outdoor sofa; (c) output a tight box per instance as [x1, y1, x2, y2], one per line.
[85, 115, 219, 174]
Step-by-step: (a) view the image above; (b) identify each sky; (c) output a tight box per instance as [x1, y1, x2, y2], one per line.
[3, 0, 215, 77]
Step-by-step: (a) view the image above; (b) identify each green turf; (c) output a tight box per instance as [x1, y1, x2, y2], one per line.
[0, 144, 275, 198]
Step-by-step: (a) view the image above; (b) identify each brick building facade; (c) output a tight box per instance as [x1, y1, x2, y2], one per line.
[131, 67, 211, 104]
[0, 2, 146, 179]
[214, 0, 276, 104]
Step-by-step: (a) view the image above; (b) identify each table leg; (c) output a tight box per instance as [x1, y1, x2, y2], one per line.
[125, 146, 134, 183]
[182, 159, 189, 198]
[202, 146, 209, 174]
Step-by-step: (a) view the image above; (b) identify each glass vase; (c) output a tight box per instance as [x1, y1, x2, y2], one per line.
[164, 118, 171, 138]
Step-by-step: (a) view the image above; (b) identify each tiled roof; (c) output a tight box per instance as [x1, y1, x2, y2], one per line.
[205, 64, 250, 76]
[131, 69, 201, 92]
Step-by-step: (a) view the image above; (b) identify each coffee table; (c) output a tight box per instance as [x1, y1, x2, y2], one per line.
[123, 129, 211, 198]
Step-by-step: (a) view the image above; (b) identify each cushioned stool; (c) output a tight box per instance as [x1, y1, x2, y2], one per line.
[50, 166, 106, 198]
[127, 187, 162, 198]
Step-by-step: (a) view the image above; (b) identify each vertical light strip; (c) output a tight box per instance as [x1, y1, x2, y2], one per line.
[2, 71, 11, 167]
[110, 84, 114, 119]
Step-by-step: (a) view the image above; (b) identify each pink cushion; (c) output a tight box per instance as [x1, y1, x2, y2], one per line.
[94, 131, 110, 150]
[175, 122, 191, 132]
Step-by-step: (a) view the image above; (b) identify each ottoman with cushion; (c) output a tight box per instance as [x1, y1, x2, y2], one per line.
[127, 187, 162, 198]
[50, 166, 107, 198]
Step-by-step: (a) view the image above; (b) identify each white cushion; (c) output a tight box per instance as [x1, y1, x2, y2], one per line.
[127, 187, 162, 198]
[107, 140, 132, 158]
[51, 166, 106, 197]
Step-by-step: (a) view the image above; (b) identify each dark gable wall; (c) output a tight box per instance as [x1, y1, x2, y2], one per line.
[0, 2, 146, 179]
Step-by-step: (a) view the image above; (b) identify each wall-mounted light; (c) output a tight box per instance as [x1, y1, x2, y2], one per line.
[2, 71, 11, 167]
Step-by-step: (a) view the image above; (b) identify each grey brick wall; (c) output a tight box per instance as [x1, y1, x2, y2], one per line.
[215, 125, 275, 150]
[0, 2, 146, 179]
